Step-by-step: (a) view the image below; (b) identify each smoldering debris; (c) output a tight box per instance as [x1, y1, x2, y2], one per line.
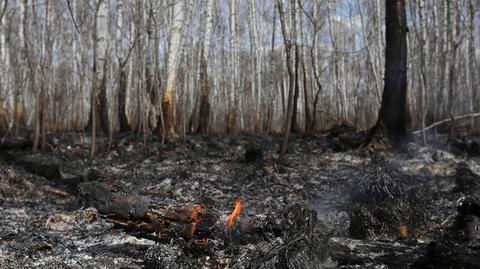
[1, 134, 480, 268]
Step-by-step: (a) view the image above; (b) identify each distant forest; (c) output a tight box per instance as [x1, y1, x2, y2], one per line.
[0, 0, 478, 150]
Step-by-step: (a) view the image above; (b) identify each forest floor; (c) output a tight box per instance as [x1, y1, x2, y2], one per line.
[0, 131, 479, 268]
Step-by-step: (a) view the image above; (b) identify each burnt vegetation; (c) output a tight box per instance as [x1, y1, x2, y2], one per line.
[1, 0, 480, 268]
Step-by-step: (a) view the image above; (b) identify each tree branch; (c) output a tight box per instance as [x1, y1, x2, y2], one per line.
[0, 0, 8, 24]
[413, 113, 480, 135]
[65, 0, 80, 33]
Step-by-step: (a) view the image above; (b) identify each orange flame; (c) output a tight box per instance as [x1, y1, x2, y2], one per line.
[189, 204, 203, 237]
[189, 204, 202, 223]
[226, 198, 242, 232]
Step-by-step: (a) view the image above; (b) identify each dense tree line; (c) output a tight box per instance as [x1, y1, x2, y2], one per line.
[0, 0, 478, 148]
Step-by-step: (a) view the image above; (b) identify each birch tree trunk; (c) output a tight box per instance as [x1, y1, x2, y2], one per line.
[298, 6, 311, 133]
[439, 1, 450, 121]
[197, 0, 213, 133]
[12, 0, 27, 134]
[90, 0, 109, 157]
[33, 0, 54, 151]
[468, 0, 477, 130]
[116, 0, 130, 132]
[227, 0, 238, 134]
[447, 0, 460, 137]
[418, 0, 427, 145]
[248, 0, 261, 131]
[374, 0, 384, 99]
[278, 0, 296, 162]
[0, 3, 8, 135]
[162, 0, 184, 138]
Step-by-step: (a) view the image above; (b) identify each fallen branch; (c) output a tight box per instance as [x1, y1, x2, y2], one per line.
[328, 237, 422, 268]
[413, 112, 480, 135]
[0, 136, 32, 150]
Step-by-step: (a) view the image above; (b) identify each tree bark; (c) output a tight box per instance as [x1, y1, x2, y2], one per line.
[372, 0, 410, 144]
[197, 0, 213, 133]
[418, 0, 428, 145]
[90, 0, 109, 157]
[116, 0, 130, 133]
[226, 0, 238, 134]
[87, 0, 109, 136]
[162, 0, 184, 139]
[278, 0, 296, 162]
[291, 44, 300, 133]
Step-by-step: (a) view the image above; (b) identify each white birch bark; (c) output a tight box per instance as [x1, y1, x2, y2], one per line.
[229, 0, 240, 130]
[96, 0, 108, 84]
[116, 0, 124, 64]
[248, 0, 261, 128]
[418, 0, 427, 144]
[162, 0, 184, 136]
[203, 0, 213, 69]
[441, 1, 450, 118]
[0, 11, 6, 95]
[468, 0, 476, 122]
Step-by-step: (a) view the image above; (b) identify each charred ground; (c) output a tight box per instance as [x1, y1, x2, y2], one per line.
[0, 131, 480, 268]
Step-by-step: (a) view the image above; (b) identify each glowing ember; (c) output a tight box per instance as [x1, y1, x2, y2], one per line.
[226, 198, 242, 232]
[194, 238, 209, 247]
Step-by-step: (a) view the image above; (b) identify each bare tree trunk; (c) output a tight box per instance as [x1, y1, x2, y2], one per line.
[162, 0, 184, 139]
[447, 0, 460, 139]
[34, 0, 53, 151]
[298, 7, 311, 134]
[418, 0, 428, 145]
[248, 0, 261, 131]
[227, 0, 238, 134]
[90, 0, 109, 157]
[197, 0, 213, 133]
[291, 44, 300, 133]
[264, 6, 277, 134]
[371, 0, 409, 145]
[278, 0, 296, 162]
[438, 1, 450, 122]
[116, 0, 130, 133]
[0, 2, 9, 136]
[468, 0, 477, 132]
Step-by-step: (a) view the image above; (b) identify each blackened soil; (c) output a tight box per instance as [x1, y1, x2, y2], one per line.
[1, 134, 479, 268]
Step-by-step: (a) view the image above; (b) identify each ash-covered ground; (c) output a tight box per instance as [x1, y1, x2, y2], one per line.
[1, 133, 479, 268]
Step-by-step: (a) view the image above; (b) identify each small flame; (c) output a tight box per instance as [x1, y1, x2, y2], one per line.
[226, 198, 242, 232]
[189, 204, 202, 223]
[189, 204, 203, 237]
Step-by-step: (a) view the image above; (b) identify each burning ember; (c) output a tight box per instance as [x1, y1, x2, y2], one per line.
[226, 198, 242, 232]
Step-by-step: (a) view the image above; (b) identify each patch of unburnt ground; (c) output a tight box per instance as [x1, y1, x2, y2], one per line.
[0, 134, 479, 268]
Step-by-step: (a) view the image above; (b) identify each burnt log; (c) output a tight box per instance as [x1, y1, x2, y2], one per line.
[411, 241, 480, 269]
[0, 136, 32, 150]
[451, 137, 480, 157]
[244, 144, 263, 163]
[78, 181, 151, 219]
[330, 237, 480, 269]
[327, 124, 366, 152]
[78, 181, 217, 240]
[329, 237, 422, 268]
[454, 163, 480, 195]
[0, 151, 83, 193]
